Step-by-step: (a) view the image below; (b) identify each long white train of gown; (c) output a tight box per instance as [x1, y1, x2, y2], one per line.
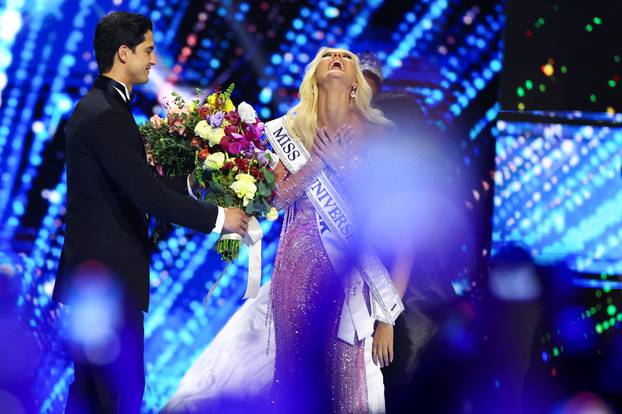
[163, 281, 385, 413]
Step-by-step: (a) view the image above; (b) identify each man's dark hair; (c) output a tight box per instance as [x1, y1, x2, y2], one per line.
[94, 12, 152, 73]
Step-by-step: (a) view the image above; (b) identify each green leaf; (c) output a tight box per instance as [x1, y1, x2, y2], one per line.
[224, 194, 234, 207]
[209, 180, 225, 194]
[263, 168, 275, 184]
[222, 83, 235, 101]
[202, 193, 218, 204]
[257, 182, 271, 197]
[194, 153, 206, 188]
[245, 200, 254, 215]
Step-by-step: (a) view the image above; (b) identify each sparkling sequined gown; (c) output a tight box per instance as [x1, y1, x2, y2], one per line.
[269, 158, 372, 413]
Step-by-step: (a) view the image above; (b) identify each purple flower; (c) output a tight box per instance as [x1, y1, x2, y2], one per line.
[224, 125, 239, 135]
[242, 143, 256, 158]
[208, 111, 225, 128]
[256, 151, 268, 165]
[228, 142, 242, 155]
[220, 135, 231, 151]
[244, 125, 261, 141]
[239, 139, 251, 151]
[225, 111, 240, 126]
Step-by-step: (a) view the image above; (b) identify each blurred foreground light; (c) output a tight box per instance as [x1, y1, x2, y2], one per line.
[63, 262, 123, 365]
[561, 392, 614, 414]
[0, 390, 24, 414]
[489, 264, 541, 301]
[352, 132, 471, 259]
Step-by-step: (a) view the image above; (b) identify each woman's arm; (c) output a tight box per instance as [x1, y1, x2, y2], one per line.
[271, 157, 326, 210]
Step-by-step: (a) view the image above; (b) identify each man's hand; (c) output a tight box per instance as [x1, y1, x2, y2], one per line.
[223, 208, 249, 236]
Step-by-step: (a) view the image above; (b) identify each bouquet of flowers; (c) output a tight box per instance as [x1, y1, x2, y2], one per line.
[140, 84, 279, 262]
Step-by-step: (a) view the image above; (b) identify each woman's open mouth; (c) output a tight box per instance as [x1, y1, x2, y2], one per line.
[329, 60, 344, 71]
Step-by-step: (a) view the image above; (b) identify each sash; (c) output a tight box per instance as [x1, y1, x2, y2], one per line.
[265, 116, 404, 344]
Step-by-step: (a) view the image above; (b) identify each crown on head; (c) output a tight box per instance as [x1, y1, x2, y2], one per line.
[358, 52, 383, 83]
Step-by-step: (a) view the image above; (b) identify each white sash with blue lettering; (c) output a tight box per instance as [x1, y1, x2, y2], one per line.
[265, 116, 404, 344]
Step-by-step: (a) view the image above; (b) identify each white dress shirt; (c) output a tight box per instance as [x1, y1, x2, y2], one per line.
[112, 80, 131, 103]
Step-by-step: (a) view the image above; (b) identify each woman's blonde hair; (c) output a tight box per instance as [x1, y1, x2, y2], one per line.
[284, 47, 393, 149]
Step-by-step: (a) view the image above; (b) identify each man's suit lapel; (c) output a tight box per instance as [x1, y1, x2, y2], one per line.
[92, 75, 146, 159]
[93, 75, 132, 112]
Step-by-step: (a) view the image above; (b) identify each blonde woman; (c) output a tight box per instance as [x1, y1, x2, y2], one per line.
[268, 47, 412, 414]
[164, 48, 411, 414]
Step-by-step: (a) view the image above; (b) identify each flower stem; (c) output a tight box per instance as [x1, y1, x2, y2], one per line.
[216, 238, 240, 262]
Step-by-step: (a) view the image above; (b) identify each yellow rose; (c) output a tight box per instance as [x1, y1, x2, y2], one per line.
[194, 120, 210, 139]
[266, 207, 279, 221]
[194, 120, 224, 146]
[230, 173, 257, 201]
[206, 127, 224, 146]
[236, 173, 256, 183]
[203, 152, 225, 170]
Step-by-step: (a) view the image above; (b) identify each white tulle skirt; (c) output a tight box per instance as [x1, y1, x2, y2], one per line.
[163, 282, 385, 413]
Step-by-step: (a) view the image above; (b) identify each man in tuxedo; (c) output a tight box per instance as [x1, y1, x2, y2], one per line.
[53, 12, 248, 413]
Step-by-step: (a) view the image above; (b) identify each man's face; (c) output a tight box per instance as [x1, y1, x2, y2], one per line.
[124, 30, 156, 85]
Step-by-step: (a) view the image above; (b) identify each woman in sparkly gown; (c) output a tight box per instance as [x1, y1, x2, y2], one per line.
[164, 48, 413, 414]
[268, 47, 412, 414]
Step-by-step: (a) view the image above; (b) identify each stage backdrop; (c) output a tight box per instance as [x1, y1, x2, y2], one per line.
[0, 1, 503, 412]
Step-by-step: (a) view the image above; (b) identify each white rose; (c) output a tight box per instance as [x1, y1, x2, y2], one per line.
[237, 101, 257, 124]
[203, 152, 225, 170]
[230, 173, 257, 200]
[266, 207, 279, 221]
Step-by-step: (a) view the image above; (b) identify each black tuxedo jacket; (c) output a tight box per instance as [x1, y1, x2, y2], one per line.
[54, 75, 217, 311]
